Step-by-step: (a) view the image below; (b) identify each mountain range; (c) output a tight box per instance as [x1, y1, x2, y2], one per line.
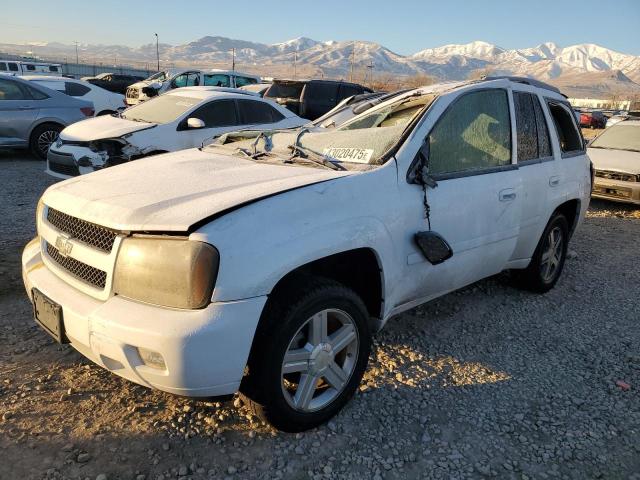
[3, 36, 640, 97]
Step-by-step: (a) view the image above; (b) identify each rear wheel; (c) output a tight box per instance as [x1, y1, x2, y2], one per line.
[29, 123, 63, 159]
[240, 276, 371, 432]
[512, 212, 569, 293]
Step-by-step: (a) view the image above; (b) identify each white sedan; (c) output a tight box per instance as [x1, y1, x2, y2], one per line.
[23, 75, 125, 116]
[46, 87, 306, 178]
[589, 119, 640, 205]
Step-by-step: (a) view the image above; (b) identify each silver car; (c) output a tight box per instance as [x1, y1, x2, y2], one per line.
[0, 75, 94, 158]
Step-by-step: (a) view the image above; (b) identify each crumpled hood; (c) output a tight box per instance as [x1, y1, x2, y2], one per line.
[42, 148, 353, 232]
[588, 147, 640, 175]
[59, 115, 155, 142]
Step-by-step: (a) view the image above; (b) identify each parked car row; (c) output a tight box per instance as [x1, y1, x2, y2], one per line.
[23, 76, 593, 432]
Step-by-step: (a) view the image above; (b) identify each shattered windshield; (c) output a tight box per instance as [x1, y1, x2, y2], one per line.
[209, 92, 437, 170]
[590, 124, 640, 153]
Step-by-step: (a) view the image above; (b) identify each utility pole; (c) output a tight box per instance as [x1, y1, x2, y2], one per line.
[367, 61, 374, 88]
[155, 33, 159, 71]
[293, 51, 297, 79]
[350, 42, 355, 82]
[231, 48, 235, 72]
[74, 41, 79, 64]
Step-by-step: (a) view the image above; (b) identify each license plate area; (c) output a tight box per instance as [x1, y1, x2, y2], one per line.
[32, 288, 68, 344]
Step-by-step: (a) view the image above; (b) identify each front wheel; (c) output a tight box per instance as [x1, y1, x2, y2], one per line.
[240, 277, 371, 432]
[512, 212, 569, 293]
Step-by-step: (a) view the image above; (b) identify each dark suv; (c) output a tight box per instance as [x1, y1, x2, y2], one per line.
[83, 73, 145, 94]
[264, 79, 372, 120]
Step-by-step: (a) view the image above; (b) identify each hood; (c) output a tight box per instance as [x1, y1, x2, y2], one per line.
[59, 115, 155, 142]
[42, 148, 353, 232]
[588, 147, 640, 175]
[128, 80, 153, 89]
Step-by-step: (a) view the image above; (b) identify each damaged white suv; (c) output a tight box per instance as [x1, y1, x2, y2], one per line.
[23, 77, 591, 432]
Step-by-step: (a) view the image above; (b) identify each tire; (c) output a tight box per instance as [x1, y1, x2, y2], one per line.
[240, 276, 371, 432]
[513, 212, 569, 293]
[29, 123, 63, 160]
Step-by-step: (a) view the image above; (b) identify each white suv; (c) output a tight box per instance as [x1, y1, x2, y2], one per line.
[22, 77, 591, 432]
[125, 69, 260, 106]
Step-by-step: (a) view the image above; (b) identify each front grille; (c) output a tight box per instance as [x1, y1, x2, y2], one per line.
[46, 208, 117, 252]
[595, 170, 638, 182]
[46, 242, 107, 289]
[49, 161, 80, 177]
[126, 88, 139, 99]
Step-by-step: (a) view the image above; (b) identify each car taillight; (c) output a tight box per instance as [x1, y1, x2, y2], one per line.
[80, 107, 94, 117]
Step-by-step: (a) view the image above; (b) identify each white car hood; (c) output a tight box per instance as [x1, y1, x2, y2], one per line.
[588, 147, 640, 175]
[60, 115, 155, 142]
[42, 148, 353, 232]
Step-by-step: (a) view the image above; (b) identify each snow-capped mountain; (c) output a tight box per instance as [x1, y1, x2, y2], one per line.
[3, 36, 639, 95]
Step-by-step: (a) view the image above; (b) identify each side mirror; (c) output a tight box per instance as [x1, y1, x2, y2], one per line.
[187, 118, 205, 129]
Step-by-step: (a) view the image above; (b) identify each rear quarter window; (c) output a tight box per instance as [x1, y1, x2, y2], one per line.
[65, 82, 91, 96]
[546, 100, 584, 155]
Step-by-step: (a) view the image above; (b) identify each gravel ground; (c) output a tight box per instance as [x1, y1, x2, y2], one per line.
[1, 151, 639, 480]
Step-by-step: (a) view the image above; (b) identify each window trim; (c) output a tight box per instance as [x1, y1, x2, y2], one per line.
[414, 87, 514, 181]
[544, 97, 586, 159]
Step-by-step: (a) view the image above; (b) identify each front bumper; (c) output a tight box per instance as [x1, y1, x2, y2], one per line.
[47, 145, 104, 179]
[22, 238, 267, 397]
[592, 177, 640, 205]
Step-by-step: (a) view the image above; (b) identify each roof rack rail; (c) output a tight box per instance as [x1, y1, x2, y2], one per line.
[483, 76, 564, 95]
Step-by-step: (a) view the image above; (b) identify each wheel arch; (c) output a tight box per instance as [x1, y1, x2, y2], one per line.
[553, 198, 581, 238]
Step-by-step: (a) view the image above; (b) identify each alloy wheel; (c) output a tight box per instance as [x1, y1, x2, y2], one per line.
[539, 226, 563, 283]
[281, 308, 359, 412]
[37, 130, 59, 156]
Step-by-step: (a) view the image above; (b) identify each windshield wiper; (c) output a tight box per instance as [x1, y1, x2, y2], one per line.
[287, 128, 346, 171]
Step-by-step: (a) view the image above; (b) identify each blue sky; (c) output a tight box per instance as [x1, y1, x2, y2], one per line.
[1, 0, 639, 55]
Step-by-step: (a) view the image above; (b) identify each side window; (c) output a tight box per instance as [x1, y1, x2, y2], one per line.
[237, 99, 285, 124]
[49, 66, 59, 72]
[308, 83, 338, 103]
[65, 82, 91, 96]
[26, 64, 35, 71]
[25, 84, 48, 100]
[203, 74, 231, 87]
[532, 96, 551, 157]
[188, 99, 238, 128]
[428, 89, 512, 175]
[8, 63, 19, 72]
[234, 76, 257, 87]
[546, 101, 583, 154]
[0, 63, 6, 72]
[0, 79, 29, 100]
[172, 72, 200, 88]
[338, 84, 360, 100]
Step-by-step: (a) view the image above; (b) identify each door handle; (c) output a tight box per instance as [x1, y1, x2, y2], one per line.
[499, 188, 516, 202]
[549, 176, 560, 187]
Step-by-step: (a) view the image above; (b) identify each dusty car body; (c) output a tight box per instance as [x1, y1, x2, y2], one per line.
[23, 77, 591, 432]
[589, 120, 640, 205]
[46, 87, 305, 178]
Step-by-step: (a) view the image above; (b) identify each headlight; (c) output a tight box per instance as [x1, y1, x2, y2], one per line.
[36, 199, 45, 234]
[113, 237, 219, 309]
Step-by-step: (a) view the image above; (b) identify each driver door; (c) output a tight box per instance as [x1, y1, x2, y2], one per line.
[391, 88, 523, 310]
[176, 99, 240, 149]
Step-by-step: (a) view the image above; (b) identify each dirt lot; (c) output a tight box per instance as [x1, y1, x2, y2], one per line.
[1, 151, 639, 480]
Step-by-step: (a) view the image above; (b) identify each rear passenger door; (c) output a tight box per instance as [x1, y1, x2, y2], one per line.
[509, 89, 557, 261]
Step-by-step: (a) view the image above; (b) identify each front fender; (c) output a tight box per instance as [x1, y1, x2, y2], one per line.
[191, 168, 401, 306]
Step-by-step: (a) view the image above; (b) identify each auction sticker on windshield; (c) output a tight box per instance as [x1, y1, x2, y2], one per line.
[322, 148, 374, 163]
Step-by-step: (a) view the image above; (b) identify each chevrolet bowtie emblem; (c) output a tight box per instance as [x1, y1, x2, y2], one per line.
[55, 234, 73, 258]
